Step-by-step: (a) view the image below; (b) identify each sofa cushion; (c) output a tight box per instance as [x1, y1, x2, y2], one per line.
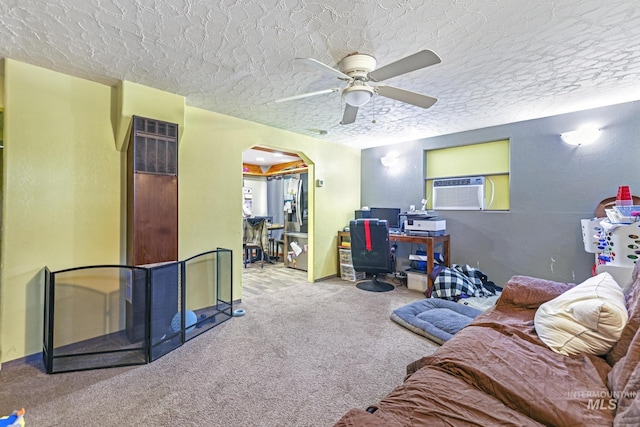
[534, 272, 628, 356]
[607, 262, 640, 424]
[606, 261, 640, 365]
[608, 328, 640, 421]
[417, 325, 614, 426]
[496, 275, 575, 310]
[335, 366, 548, 427]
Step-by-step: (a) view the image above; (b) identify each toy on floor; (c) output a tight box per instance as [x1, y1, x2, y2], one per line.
[0, 408, 25, 426]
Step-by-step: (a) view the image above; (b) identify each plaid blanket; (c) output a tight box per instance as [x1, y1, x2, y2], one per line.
[430, 264, 494, 301]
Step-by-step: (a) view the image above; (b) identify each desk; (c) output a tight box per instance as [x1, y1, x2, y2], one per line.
[389, 234, 450, 285]
[337, 231, 450, 286]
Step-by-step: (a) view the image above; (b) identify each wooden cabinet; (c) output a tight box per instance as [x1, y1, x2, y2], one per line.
[127, 116, 179, 266]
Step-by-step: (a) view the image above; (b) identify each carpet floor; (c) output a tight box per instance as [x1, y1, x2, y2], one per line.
[0, 263, 439, 426]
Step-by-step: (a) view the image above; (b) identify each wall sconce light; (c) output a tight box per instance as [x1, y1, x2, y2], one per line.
[380, 154, 399, 167]
[560, 126, 601, 146]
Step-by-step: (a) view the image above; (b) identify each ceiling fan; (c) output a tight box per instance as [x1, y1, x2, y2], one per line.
[274, 49, 441, 125]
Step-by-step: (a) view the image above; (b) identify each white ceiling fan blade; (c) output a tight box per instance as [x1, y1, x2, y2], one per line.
[340, 104, 358, 125]
[368, 49, 441, 82]
[297, 58, 351, 80]
[273, 88, 340, 103]
[376, 85, 437, 109]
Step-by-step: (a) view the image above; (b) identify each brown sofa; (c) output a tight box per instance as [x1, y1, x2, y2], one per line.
[334, 263, 640, 426]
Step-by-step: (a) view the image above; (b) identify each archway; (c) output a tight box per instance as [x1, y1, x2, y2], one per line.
[241, 146, 314, 283]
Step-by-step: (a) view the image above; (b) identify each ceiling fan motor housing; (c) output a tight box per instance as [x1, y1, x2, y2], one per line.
[338, 53, 377, 79]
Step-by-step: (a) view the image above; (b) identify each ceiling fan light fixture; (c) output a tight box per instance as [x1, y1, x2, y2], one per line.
[344, 85, 374, 107]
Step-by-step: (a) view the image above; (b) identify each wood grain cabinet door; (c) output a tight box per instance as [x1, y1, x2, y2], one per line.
[127, 116, 179, 266]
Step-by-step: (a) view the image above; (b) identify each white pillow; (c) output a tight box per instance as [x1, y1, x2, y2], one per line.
[534, 273, 628, 356]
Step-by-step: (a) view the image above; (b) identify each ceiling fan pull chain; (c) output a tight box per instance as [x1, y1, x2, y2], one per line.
[372, 95, 377, 124]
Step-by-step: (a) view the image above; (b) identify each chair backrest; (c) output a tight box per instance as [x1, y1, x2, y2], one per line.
[253, 216, 273, 224]
[243, 218, 269, 251]
[349, 219, 392, 274]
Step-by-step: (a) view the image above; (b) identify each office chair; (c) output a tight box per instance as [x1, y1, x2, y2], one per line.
[349, 219, 395, 292]
[243, 218, 269, 268]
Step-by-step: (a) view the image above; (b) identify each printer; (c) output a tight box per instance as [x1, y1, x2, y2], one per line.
[403, 213, 446, 236]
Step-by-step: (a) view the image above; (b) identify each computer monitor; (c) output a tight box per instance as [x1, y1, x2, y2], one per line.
[369, 207, 401, 229]
[354, 209, 372, 219]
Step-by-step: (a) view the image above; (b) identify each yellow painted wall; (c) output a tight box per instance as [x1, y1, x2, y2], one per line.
[1, 60, 121, 362]
[0, 59, 361, 363]
[114, 81, 186, 151]
[180, 106, 362, 293]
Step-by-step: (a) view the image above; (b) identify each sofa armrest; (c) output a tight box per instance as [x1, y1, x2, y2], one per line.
[496, 275, 575, 310]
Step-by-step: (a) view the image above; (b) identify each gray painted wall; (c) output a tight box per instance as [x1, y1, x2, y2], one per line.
[361, 100, 640, 287]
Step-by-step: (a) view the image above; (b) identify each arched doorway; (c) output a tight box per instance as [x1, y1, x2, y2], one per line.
[241, 146, 314, 282]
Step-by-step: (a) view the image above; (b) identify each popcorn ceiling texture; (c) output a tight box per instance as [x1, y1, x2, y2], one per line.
[1, 0, 640, 148]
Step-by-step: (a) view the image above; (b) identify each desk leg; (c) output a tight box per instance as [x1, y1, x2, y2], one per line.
[443, 239, 450, 267]
[427, 239, 434, 286]
[428, 239, 450, 286]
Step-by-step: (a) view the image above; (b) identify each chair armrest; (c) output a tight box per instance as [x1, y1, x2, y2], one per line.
[496, 275, 575, 310]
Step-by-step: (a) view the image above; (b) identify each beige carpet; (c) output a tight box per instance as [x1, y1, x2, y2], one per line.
[0, 275, 439, 426]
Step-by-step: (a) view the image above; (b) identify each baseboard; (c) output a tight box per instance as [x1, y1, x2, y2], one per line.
[1, 351, 43, 370]
[314, 274, 342, 282]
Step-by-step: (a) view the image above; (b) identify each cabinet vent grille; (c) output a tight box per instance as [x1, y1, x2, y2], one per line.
[132, 116, 178, 175]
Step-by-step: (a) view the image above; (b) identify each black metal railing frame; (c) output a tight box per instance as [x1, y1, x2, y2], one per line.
[43, 248, 232, 374]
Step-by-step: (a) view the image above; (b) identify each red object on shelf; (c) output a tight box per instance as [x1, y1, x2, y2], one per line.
[617, 185, 632, 203]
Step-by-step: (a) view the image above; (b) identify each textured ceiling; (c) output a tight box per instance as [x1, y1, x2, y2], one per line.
[2, 0, 640, 148]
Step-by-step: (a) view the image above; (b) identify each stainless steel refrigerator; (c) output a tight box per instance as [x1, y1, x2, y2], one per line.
[283, 173, 308, 271]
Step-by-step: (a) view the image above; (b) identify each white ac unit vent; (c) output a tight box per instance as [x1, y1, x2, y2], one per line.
[432, 177, 485, 210]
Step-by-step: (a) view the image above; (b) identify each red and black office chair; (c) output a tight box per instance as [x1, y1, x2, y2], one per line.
[349, 219, 395, 292]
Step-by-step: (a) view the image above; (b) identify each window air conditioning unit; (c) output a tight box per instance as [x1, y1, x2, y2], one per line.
[432, 177, 485, 210]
